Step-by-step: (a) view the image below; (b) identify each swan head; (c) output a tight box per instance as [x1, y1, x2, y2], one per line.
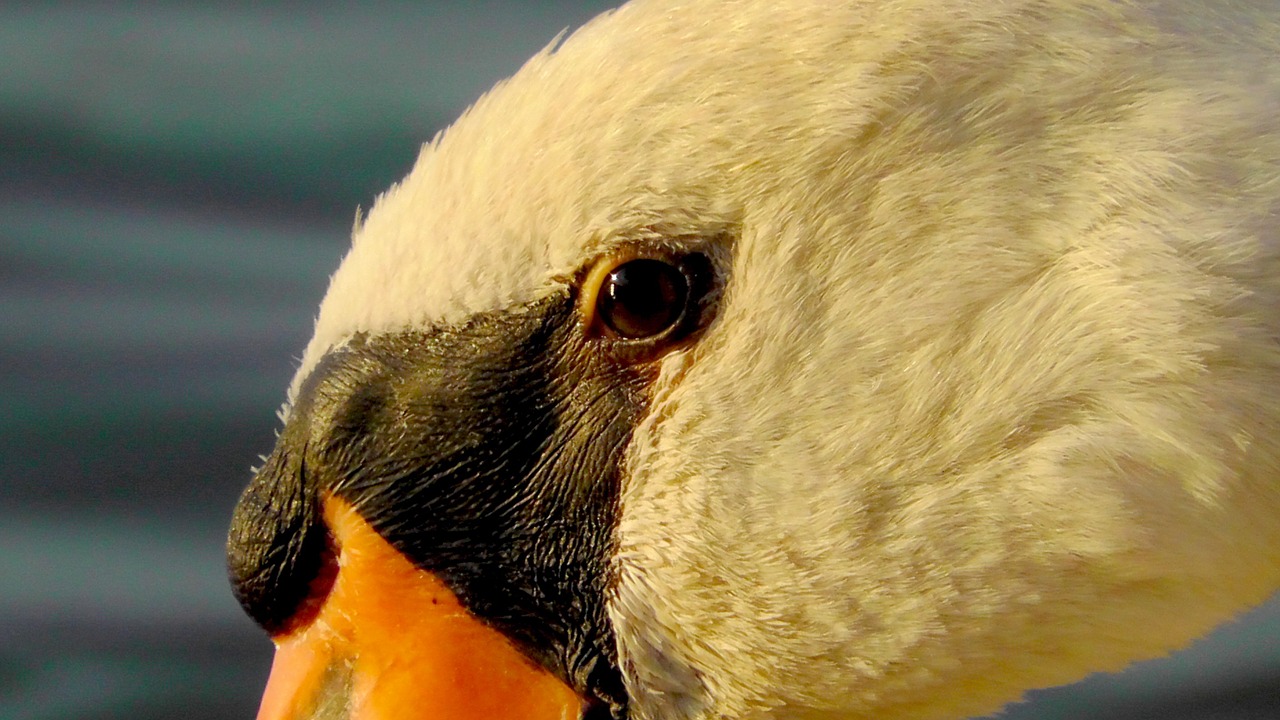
[227, 1, 1280, 719]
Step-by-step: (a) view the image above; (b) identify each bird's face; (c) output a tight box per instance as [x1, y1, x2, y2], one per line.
[228, 1, 1280, 719]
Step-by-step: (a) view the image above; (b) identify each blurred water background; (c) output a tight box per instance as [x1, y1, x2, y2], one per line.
[1, 3, 1276, 719]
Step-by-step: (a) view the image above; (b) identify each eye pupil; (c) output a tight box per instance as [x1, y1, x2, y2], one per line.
[598, 259, 689, 339]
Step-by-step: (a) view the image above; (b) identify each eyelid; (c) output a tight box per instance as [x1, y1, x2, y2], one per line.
[578, 254, 624, 338]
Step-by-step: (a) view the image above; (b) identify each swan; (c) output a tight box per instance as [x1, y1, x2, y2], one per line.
[226, 1, 1280, 719]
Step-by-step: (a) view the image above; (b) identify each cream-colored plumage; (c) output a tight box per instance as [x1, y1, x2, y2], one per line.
[288, 1, 1280, 719]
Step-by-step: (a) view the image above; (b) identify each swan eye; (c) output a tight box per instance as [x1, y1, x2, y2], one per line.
[580, 250, 716, 360]
[597, 258, 689, 339]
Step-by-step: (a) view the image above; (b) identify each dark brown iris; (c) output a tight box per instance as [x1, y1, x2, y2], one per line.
[596, 258, 690, 339]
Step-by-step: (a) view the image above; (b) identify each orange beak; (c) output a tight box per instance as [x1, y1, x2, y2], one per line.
[256, 496, 588, 720]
